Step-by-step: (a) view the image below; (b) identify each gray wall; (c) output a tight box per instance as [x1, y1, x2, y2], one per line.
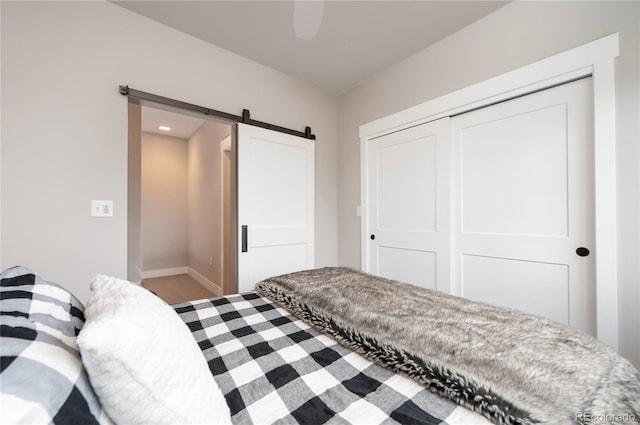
[141, 131, 188, 272]
[1, 1, 338, 302]
[140, 124, 230, 287]
[336, 1, 639, 366]
[187, 122, 230, 286]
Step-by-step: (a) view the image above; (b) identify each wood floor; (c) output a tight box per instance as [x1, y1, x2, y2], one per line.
[142, 274, 216, 305]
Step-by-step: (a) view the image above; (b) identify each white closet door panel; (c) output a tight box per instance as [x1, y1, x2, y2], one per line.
[461, 234, 573, 263]
[237, 123, 314, 293]
[452, 78, 595, 336]
[377, 135, 437, 232]
[378, 247, 437, 290]
[461, 104, 568, 236]
[375, 230, 443, 250]
[366, 118, 450, 292]
[462, 254, 570, 325]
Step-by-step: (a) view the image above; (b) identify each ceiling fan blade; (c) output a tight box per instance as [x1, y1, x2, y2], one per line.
[293, 0, 325, 40]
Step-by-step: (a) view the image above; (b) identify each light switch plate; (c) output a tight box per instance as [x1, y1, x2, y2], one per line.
[91, 200, 113, 217]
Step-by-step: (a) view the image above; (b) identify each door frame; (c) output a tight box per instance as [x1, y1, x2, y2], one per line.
[220, 134, 236, 294]
[359, 33, 619, 349]
[126, 99, 237, 294]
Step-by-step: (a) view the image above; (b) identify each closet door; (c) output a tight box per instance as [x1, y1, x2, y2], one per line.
[365, 118, 450, 291]
[451, 78, 595, 335]
[236, 123, 315, 293]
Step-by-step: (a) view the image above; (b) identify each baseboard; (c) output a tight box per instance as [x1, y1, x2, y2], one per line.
[142, 267, 188, 280]
[188, 267, 222, 296]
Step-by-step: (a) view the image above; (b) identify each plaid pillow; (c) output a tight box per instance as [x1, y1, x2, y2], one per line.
[0, 266, 112, 425]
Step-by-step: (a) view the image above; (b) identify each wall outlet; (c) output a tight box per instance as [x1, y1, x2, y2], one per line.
[209, 256, 213, 266]
[91, 200, 113, 217]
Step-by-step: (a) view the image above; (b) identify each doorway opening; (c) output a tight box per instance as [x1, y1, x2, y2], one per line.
[124, 86, 316, 303]
[128, 101, 235, 303]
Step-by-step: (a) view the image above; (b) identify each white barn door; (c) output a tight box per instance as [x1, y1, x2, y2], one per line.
[451, 78, 595, 336]
[237, 123, 314, 293]
[366, 118, 450, 292]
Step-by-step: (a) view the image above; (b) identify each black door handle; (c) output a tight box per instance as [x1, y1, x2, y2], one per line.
[242, 225, 248, 253]
[370, 234, 375, 240]
[576, 247, 590, 257]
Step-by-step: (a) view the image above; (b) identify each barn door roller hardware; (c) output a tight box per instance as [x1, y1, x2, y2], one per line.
[119, 85, 315, 140]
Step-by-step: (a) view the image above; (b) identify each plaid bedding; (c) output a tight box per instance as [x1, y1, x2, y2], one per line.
[175, 292, 490, 425]
[0, 266, 111, 425]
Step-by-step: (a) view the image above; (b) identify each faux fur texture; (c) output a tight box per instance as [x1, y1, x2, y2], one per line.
[256, 267, 640, 425]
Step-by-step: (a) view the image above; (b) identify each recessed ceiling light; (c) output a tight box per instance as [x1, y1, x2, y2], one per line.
[158, 125, 171, 131]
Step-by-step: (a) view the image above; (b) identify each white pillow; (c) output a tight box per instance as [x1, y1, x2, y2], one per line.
[77, 275, 231, 425]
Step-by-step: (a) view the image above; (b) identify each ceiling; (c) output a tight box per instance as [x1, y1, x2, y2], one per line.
[112, 0, 508, 95]
[142, 105, 207, 138]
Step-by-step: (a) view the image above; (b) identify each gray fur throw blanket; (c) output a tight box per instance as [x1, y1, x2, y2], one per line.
[255, 267, 640, 425]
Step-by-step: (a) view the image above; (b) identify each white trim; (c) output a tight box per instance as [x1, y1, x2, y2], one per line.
[360, 34, 618, 138]
[220, 134, 232, 152]
[360, 33, 619, 349]
[142, 267, 188, 279]
[187, 267, 222, 296]
[221, 134, 232, 294]
[360, 135, 368, 272]
[591, 53, 618, 349]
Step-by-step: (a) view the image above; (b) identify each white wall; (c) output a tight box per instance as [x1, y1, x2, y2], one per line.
[0, 1, 338, 302]
[337, 1, 639, 366]
[141, 132, 188, 272]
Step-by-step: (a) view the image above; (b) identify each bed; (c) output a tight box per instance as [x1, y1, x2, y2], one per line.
[2, 265, 639, 425]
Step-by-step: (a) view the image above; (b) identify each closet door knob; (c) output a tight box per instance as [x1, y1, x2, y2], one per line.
[370, 234, 376, 240]
[576, 247, 590, 257]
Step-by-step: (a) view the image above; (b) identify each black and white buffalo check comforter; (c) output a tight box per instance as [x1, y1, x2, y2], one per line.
[175, 292, 490, 425]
